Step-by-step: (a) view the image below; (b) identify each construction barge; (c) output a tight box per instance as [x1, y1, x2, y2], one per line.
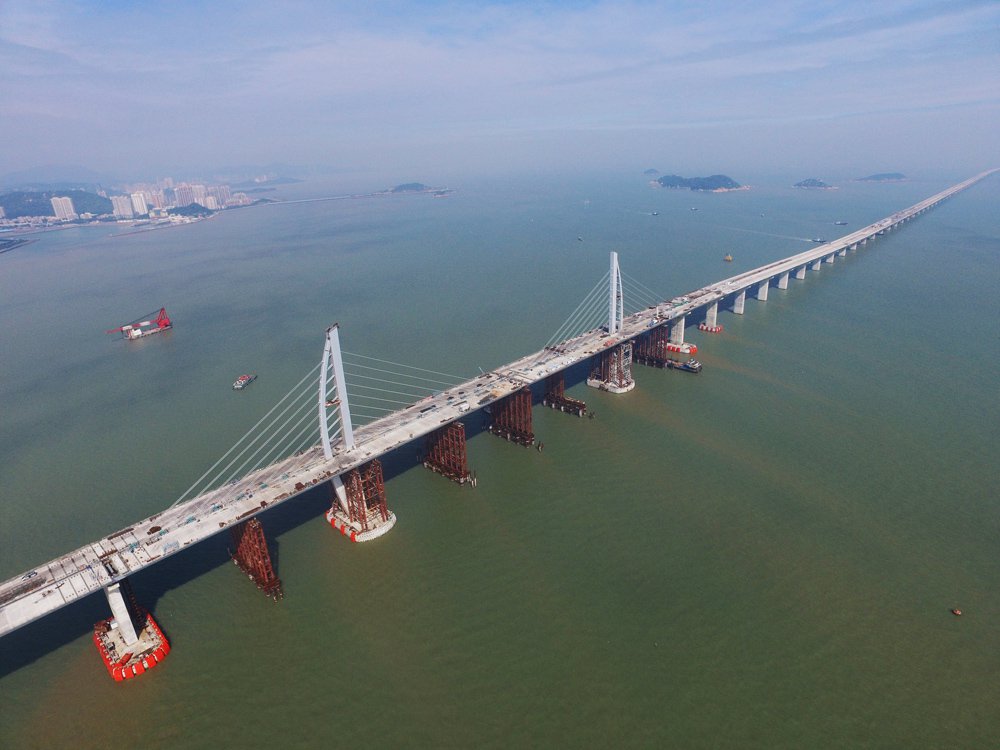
[106, 307, 172, 340]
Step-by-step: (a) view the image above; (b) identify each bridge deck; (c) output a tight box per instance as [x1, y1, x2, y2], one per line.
[1, 169, 994, 637]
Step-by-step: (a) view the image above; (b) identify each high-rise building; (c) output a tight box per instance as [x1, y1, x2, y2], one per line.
[147, 190, 165, 209]
[130, 192, 149, 216]
[111, 195, 134, 218]
[174, 185, 195, 207]
[50, 196, 77, 220]
[208, 184, 231, 206]
[204, 196, 220, 210]
[191, 184, 208, 207]
[0, 206, 6, 219]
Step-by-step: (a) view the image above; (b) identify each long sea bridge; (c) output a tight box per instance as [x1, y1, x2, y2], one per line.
[1, 169, 995, 678]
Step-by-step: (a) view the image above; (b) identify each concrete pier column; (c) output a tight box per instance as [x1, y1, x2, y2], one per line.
[704, 302, 718, 328]
[756, 280, 769, 301]
[811, 259, 822, 271]
[850, 244, 858, 252]
[838, 247, 847, 257]
[104, 582, 140, 646]
[795, 265, 806, 280]
[777, 272, 789, 290]
[861, 238, 868, 246]
[670, 315, 686, 344]
[733, 290, 745, 314]
[824, 254, 835, 264]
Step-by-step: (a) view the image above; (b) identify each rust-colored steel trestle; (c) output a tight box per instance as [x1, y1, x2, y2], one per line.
[424, 422, 473, 483]
[344, 459, 391, 531]
[230, 518, 283, 601]
[488, 386, 535, 446]
[634, 325, 674, 367]
[542, 373, 587, 417]
[590, 341, 633, 389]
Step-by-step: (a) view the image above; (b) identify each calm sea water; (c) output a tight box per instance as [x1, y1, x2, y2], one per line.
[1, 171, 998, 748]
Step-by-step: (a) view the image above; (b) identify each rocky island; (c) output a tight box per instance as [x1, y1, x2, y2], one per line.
[856, 172, 906, 182]
[655, 174, 746, 192]
[388, 182, 454, 197]
[794, 178, 836, 190]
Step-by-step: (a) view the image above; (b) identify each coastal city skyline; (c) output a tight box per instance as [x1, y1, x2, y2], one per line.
[1, 1, 997, 182]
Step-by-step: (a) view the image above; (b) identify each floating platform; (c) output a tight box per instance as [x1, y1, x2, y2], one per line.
[586, 377, 635, 394]
[93, 612, 170, 681]
[326, 507, 397, 543]
[698, 323, 723, 334]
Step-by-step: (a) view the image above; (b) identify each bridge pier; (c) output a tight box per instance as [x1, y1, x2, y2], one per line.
[543, 372, 587, 416]
[733, 289, 746, 314]
[704, 302, 718, 327]
[777, 272, 789, 290]
[104, 580, 142, 646]
[837, 247, 847, 257]
[697, 301, 722, 333]
[326, 459, 396, 542]
[795, 266, 806, 280]
[756, 280, 769, 301]
[424, 422, 474, 483]
[811, 259, 822, 272]
[230, 518, 282, 600]
[849, 244, 858, 252]
[824, 254, 835, 264]
[861, 238, 868, 246]
[94, 578, 170, 681]
[587, 342, 635, 394]
[670, 316, 685, 344]
[489, 386, 536, 444]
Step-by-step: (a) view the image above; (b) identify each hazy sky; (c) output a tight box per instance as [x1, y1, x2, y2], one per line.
[1, 0, 997, 182]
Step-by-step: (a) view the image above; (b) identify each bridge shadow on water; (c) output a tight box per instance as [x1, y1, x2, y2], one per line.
[0, 358, 598, 679]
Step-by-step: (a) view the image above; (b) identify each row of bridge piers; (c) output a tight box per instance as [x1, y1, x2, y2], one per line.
[88, 202, 942, 678]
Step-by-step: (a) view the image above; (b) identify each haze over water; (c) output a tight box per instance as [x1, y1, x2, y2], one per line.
[1, 171, 998, 748]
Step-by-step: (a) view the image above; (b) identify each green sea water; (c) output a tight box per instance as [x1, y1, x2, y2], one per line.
[1, 171, 998, 748]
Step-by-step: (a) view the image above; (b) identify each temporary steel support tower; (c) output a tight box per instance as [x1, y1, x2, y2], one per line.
[634, 325, 673, 366]
[344, 460, 390, 532]
[424, 422, 473, 484]
[489, 387, 535, 446]
[319, 324, 354, 459]
[542, 372, 587, 416]
[590, 342, 634, 389]
[230, 518, 283, 601]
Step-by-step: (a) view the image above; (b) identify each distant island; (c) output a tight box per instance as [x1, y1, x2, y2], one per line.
[167, 203, 214, 218]
[388, 183, 454, 197]
[655, 174, 746, 192]
[231, 176, 303, 189]
[794, 178, 836, 190]
[856, 173, 906, 182]
[643, 168, 660, 176]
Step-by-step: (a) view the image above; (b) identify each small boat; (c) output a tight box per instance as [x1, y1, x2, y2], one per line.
[233, 374, 257, 390]
[811, 237, 825, 243]
[834, 220, 848, 225]
[667, 358, 702, 373]
[651, 211, 659, 216]
[689, 207, 699, 211]
[723, 253, 734, 262]
[951, 608, 963, 616]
